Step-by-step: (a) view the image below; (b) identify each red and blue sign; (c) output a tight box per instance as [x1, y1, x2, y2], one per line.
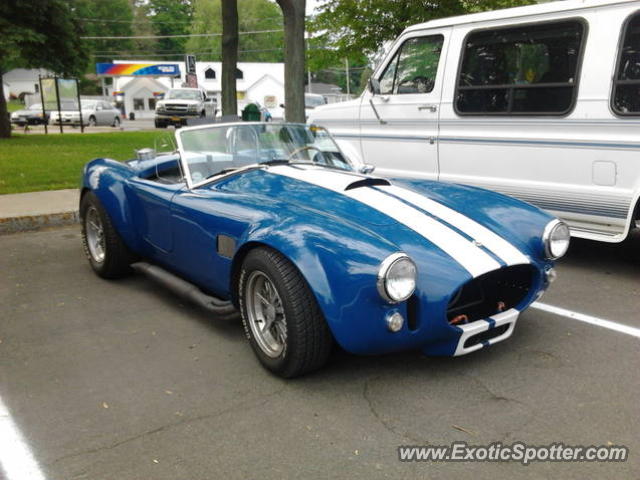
[96, 63, 180, 77]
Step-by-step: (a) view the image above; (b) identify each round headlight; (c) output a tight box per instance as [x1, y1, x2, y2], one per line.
[377, 253, 417, 303]
[543, 220, 570, 259]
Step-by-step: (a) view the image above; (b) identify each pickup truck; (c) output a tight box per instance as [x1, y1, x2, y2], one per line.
[155, 88, 216, 128]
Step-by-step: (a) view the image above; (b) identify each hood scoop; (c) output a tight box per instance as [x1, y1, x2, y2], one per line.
[344, 177, 390, 191]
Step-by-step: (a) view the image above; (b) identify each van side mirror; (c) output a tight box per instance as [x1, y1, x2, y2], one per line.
[359, 164, 375, 174]
[369, 77, 381, 95]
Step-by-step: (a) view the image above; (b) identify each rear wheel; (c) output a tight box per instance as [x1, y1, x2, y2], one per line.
[80, 191, 135, 279]
[88, 116, 97, 127]
[239, 247, 332, 378]
[112, 116, 120, 128]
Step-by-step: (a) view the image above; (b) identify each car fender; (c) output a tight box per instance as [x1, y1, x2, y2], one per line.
[81, 158, 143, 252]
[231, 211, 400, 352]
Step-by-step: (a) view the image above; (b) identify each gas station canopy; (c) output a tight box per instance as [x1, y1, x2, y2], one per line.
[96, 63, 181, 77]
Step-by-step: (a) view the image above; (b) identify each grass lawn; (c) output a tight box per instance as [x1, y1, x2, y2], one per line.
[0, 131, 168, 194]
[7, 100, 24, 113]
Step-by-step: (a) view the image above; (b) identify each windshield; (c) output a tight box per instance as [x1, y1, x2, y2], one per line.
[177, 123, 352, 187]
[166, 89, 201, 100]
[305, 95, 326, 107]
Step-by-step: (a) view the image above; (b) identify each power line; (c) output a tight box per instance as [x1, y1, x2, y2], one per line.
[81, 29, 282, 40]
[93, 47, 284, 58]
[77, 16, 283, 25]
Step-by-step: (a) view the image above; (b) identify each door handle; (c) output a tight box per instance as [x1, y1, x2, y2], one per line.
[418, 104, 438, 113]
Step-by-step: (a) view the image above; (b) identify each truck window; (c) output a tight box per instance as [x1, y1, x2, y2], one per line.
[378, 35, 444, 95]
[456, 20, 585, 115]
[613, 12, 640, 115]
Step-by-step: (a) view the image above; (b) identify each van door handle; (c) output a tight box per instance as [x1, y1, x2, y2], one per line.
[418, 104, 438, 113]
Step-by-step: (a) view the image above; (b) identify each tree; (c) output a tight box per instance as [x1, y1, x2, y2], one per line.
[0, 0, 88, 138]
[310, 0, 535, 60]
[276, 0, 306, 123]
[72, 0, 134, 62]
[221, 0, 239, 117]
[187, 0, 284, 62]
[143, 0, 193, 54]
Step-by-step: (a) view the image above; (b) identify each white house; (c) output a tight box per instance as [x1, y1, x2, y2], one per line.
[3, 68, 52, 99]
[110, 61, 285, 119]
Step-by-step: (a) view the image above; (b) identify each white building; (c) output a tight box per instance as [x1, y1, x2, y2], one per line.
[110, 61, 285, 119]
[3, 68, 52, 99]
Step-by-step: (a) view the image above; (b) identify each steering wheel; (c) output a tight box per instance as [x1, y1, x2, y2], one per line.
[287, 145, 325, 163]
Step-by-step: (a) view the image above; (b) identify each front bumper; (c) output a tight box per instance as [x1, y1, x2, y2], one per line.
[155, 113, 199, 125]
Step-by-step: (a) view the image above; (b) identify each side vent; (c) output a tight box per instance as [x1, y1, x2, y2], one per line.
[217, 235, 236, 258]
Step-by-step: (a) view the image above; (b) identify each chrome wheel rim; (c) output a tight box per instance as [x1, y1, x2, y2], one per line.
[245, 270, 287, 358]
[85, 206, 105, 263]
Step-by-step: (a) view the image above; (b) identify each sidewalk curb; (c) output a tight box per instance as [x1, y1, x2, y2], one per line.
[0, 211, 79, 235]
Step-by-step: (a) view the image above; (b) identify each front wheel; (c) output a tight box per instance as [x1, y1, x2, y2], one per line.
[239, 247, 332, 378]
[80, 191, 135, 279]
[88, 116, 97, 127]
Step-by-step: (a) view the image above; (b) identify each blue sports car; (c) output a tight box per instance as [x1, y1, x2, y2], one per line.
[80, 122, 569, 377]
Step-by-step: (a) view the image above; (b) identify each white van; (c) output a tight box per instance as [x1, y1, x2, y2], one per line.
[309, 0, 640, 243]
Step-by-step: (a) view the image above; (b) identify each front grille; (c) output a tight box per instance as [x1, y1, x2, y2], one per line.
[463, 324, 510, 348]
[447, 264, 535, 325]
[164, 103, 188, 112]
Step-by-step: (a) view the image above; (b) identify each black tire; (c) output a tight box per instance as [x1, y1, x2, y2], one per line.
[112, 116, 120, 128]
[80, 191, 135, 279]
[88, 116, 97, 127]
[239, 247, 332, 378]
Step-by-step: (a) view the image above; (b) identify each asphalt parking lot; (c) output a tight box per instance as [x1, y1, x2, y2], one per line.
[0, 226, 638, 479]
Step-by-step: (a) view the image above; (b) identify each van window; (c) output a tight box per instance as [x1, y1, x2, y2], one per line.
[456, 20, 585, 115]
[378, 35, 444, 95]
[613, 12, 640, 115]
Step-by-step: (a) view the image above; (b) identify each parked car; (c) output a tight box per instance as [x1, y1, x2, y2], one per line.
[50, 100, 121, 127]
[80, 122, 568, 377]
[155, 88, 217, 128]
[309, 0, 640, 244]
[10, 103, 49, 126]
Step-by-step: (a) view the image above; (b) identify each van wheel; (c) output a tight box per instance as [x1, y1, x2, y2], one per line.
[239, 247, 332, 378]
[80, 192, 135, 279]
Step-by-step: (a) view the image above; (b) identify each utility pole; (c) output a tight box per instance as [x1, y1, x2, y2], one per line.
[345, 58, 350, 96]
[308, 69, 312, 93]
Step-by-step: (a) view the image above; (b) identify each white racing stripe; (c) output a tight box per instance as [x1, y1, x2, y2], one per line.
[0, 395, 47, 480]
[269, 165, 501, 277]
[379, 185, 530, 266]
[532, 302, 640, 339]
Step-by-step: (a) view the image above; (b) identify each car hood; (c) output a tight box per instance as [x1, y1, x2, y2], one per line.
[217, 164, 550, 276]
[158, 99, 200, 106]
[12, 109, 42, 116]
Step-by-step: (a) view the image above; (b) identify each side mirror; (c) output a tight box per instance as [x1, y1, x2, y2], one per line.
[369, 77, 381, 95]
[359, 164, 375, 174]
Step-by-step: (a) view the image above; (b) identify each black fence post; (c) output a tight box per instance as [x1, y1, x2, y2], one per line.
[38, 75, 48, 135]
[76, 78, 84, 133]
[53, 77, 63, 134]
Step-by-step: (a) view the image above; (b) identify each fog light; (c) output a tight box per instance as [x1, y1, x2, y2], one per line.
[546, 267, 558, 284]
[386, 311, 404, 332]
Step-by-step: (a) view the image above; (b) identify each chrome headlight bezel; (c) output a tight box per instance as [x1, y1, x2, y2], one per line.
[377, 253, 417, 304]
[543, 219, 570, 260]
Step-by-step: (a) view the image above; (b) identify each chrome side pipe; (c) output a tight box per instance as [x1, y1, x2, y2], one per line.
[131, 262, 240, 321]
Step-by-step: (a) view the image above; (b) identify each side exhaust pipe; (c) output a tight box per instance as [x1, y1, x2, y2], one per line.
[132, 262, 240, 321]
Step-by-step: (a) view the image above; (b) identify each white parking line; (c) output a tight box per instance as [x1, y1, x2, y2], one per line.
[532, 302, 640, 339]
[0, 396, 46, 480]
